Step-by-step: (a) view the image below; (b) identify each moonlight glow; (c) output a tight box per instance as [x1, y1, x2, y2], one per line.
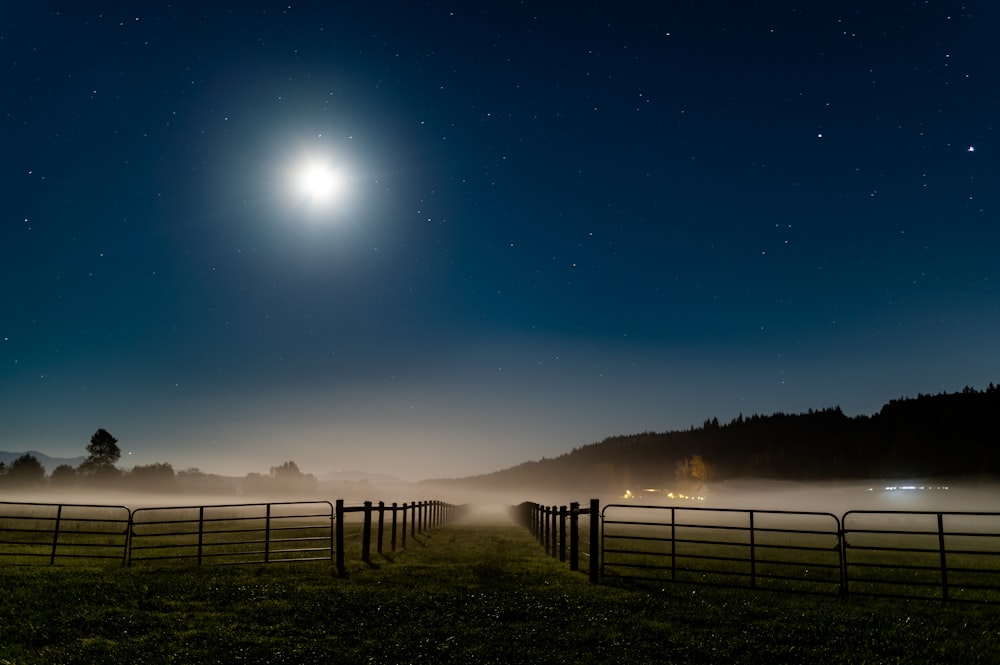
[294, 160, 347, 204]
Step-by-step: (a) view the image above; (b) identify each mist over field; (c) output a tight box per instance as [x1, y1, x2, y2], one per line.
[5, 476, 998, 520]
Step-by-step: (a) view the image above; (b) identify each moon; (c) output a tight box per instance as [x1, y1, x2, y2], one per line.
[294, 159, 348, 205]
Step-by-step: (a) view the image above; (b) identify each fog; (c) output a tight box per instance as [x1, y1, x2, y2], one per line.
[3, 478, 999, 520]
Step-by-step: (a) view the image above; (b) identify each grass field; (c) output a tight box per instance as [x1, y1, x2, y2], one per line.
[1, 513, 998, 664]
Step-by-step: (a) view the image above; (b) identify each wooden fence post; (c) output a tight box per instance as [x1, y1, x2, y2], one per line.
[335, 499, 346, 577]
[377, 501, 385, 555]
[543, 505, 551, 554]
[362, 501, 372, 563]
[569, 502, 580, 571]
[391, 502, 398, 552]
[559, 505, 567, 562]
[551, 505, 558, 559]
[401, 502, 408, 549]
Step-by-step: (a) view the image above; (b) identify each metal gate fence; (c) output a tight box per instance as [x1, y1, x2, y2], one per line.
[842, 510, 1000, 603]
[0, 501, 130, 565]
[129, 501, 335, 566]
[1, 499, 460, 569]
[601, 504, 844, 595]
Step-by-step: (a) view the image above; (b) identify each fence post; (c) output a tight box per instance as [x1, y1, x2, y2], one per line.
[377, 501, 385, 555]
[126, 508, 135, 568]
[198, 505, 206, 567]
[264, 503, 272, 564]
[402, 503, 408, 548]
[938, 513, 950, 601]
[559, 505, 568, 563]
[391, 502, 398, 552]
[411, 502, 417, 538]
[328, 502, 335, 564]
[49, 504, 63, 565]
[589, 498, 599, 583]
[362, 501, 373, 564]
[550, 505, 558, 559]
[335, 499, 346, 576]
[670, 507, 677, 581]
[537, 503, 543, 544]
[569, 501, 580, 571]
[748, 510, 756, 589]
[543, 505, 551, 554]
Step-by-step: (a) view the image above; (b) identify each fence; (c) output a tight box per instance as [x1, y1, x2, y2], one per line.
[842, 510, 1000, 602]
[130, 501, 334, 566]
[0, 499, 462, 573]
[515, 500, 1000, 603]
[0, 501, 131, 566]
[510, 500, 600, 582]
[602, 504, 843, 596]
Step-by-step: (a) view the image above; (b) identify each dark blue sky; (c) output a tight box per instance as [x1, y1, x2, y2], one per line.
[3, 2, 998, 480]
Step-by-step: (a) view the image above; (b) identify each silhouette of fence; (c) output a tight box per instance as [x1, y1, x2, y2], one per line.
[513, 500, 1000, 603]
[510, 500, 600, 582]
[0, 499, 462, 573]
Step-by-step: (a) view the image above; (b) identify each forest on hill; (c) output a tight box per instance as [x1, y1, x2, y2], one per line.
[433, 385, 1000, 494]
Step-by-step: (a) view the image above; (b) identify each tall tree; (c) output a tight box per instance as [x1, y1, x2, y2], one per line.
[80, 428, 122, 475]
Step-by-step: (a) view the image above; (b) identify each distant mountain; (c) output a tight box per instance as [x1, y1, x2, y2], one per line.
[0, 451, 87, 473]
[428, 384, 1000, 493]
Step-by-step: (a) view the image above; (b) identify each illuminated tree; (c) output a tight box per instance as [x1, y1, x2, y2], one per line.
[676, 454, 710, 484]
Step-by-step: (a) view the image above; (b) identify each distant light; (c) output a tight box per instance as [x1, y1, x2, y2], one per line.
[968, 146, 975, 152]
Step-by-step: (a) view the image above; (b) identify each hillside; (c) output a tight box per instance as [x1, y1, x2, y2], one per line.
[429, 385, 999, 494]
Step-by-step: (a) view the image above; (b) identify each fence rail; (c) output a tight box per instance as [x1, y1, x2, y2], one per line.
[0, 499, 463, 572]
[843, 510, 1000, 603]
[7, 497, 1000, 602]
[130, 501, 335, 566]
[514, 500, 1000, 603]
[0, 501, 131, 566]
[602, 504, 843, 596]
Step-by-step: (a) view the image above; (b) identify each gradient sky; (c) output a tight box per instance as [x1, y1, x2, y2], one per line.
[3, 2, 998, 481]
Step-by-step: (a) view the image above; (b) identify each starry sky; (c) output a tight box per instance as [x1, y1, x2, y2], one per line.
[3, 2, 998, 481]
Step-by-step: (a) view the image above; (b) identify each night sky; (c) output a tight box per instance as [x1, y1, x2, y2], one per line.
[3, 2, 998, 481]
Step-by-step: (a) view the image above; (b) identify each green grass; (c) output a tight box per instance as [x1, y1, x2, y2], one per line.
[1, 518, 998, 664]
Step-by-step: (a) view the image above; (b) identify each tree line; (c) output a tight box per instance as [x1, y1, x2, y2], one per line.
[0, 428, 317, 496]
[431, 384, 1000, 493]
